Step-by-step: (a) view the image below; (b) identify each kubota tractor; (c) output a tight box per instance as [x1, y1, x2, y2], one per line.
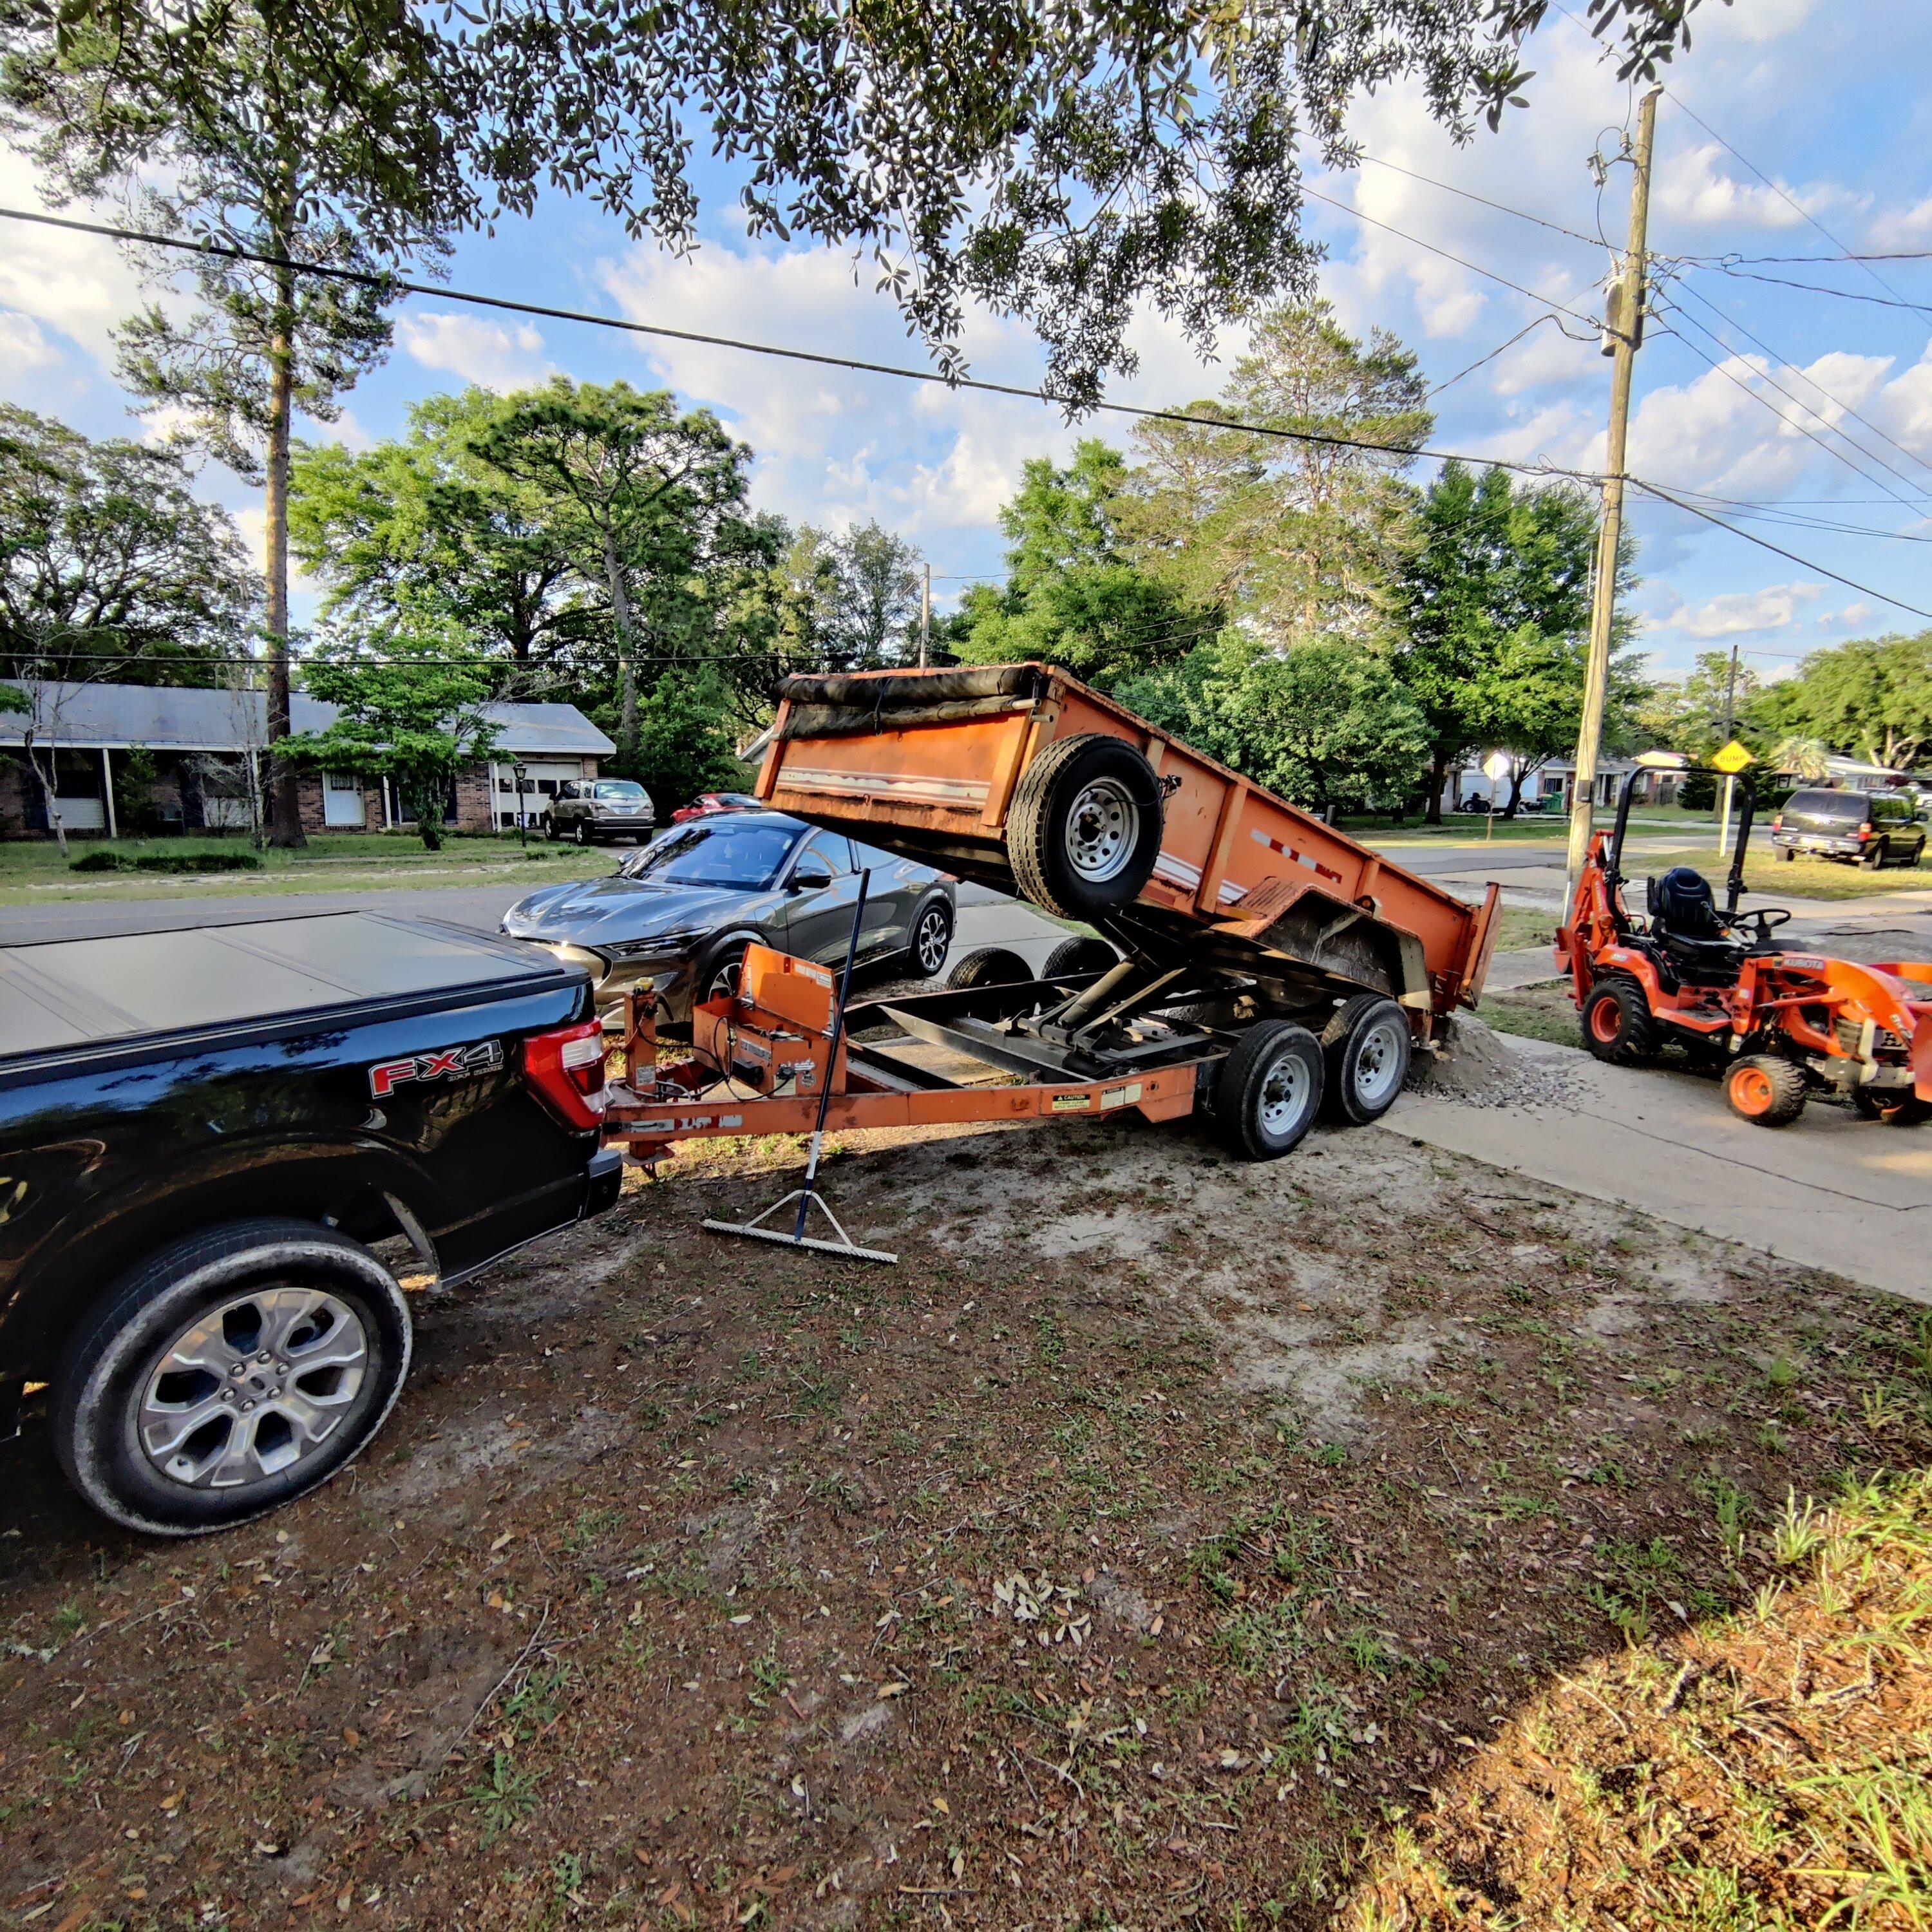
[1556, 764, 1932, 1128]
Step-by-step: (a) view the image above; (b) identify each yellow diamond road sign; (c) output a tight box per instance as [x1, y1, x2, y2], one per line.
[1712, 739, 1754, 774]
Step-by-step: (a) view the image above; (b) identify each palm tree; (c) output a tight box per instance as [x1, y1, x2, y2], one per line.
[1771, 735, 1832, 782]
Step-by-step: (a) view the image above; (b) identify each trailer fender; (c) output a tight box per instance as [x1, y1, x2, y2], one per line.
[1226, 880, 1426, 1008]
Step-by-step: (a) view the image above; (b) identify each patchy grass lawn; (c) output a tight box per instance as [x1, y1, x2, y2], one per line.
[3, 1113, 1928, 1928]
[1627, 848, 1931, 903]
[0, 832, 612, 903]
[1354, 811, 1697, 849]
[1343, 1464, 1932, 1929]
[1481, 982, 1584, 1049]
[1490, 906, 1556, 954]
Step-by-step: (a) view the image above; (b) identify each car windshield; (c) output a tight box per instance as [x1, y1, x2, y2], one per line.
[594, 781, 647, 800]
[620, 820, 799, 887]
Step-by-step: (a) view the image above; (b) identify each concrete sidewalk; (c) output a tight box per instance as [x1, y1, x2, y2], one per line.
[1382, 1036, 1932, 1300]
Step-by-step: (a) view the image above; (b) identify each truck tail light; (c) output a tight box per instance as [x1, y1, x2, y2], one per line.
[1770, 813, 1783, 831]
[523, 1019, 608, 1130]
[1859, 822, 1874, 840]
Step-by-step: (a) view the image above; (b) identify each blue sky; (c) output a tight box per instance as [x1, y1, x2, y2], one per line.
[3, 0, 1929, 681]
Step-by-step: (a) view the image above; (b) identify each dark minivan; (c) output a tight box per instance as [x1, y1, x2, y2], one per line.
[1770, 788, 1926, 869]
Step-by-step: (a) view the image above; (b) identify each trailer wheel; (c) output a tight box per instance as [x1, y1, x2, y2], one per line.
[947, 947, 1031, 990]
[1042, 936, 1122, 978]
[1320, 994, 1412, 1126]
[1580, 976, 1657, 1065]
[1725, 1055, 1808, 1128]
[1213, 1020, 1325, 1160]
[52, 1219, 412, 1537]
[1009, 735, 1164, 918]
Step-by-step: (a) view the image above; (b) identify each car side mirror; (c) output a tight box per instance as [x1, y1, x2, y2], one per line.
[789, 864, 834, 892]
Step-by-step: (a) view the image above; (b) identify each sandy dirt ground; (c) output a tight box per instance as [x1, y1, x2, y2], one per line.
[3, 1108, 1928, 1930]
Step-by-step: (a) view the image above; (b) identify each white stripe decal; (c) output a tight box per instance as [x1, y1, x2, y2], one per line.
[1152, 851, 1202, 888]
[782, 767, 990, 806]
[1249, 825, 1344, 884]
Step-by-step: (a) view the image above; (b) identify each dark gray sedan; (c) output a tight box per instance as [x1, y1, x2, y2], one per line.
[501, 810, 956, 1028]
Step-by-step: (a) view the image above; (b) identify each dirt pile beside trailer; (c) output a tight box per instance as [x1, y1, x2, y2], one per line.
[1409, 1010, 1589, 1110]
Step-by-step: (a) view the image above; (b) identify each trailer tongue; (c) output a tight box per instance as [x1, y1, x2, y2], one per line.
[603, 664, 1499, 1201]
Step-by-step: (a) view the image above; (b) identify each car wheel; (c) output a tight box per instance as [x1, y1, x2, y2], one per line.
[701, 943, 748, 1005]
[1861, 840, 1884, 870]
[52, 1218, 411, 1537]
[909, 897, 954, 980]
[1777, 847, 1795, 863]
[1212, 1019, 1325, 1160]
[573, 821, 591, 847]
[538, 815, 553, 840]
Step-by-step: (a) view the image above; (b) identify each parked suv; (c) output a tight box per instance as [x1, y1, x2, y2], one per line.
[542, 778, 656, 845]
[1770, 788, 1926, 869]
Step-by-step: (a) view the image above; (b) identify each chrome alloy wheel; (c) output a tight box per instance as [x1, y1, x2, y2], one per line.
[914, 905, 951, 976]
[137, 1289, 370, 1492]
[1258, 1049, 1313, 1136]
[1063, 777, 1140, 884]
[1352, 1014, 1408, 1110]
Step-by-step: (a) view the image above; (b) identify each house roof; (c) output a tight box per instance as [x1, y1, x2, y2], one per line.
[0, 682, 614, 759]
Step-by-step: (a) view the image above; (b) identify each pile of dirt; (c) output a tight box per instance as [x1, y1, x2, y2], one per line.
[1410, 1010, 1588, 1110]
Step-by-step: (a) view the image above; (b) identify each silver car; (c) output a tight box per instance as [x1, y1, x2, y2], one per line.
[541, 778, 657, 845]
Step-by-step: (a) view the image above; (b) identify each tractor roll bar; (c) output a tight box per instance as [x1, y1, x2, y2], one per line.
[1608, 764, 1757, 920]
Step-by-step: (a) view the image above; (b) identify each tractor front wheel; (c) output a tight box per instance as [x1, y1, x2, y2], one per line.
[1725, 1056, 1808, 1127]
[1581, 976, 1657, 1065]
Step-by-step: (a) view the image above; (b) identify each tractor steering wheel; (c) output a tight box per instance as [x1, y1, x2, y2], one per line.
[1723, 905, 1792, 947]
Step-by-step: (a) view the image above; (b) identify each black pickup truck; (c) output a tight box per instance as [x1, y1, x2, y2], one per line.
[0, 911, 622, 1536]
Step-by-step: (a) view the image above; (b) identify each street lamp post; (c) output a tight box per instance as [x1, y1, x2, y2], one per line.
[513, 762, 529, 848]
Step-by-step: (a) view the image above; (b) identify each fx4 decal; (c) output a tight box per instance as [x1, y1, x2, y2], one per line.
[369, 1039, 503, 1098]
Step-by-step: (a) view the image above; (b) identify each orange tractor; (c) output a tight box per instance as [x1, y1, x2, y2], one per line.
[1557, 764, 1932, 1127]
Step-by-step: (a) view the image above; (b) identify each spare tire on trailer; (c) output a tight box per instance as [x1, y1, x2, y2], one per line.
[1320, 994, 1412, 1126]
[947, 947, 1032, 990]
[1009, 735, 1164, 919]
[1041, 936, 1122, 978]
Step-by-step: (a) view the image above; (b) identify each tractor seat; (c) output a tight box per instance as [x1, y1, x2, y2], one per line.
[1645, 866, 1746, 984]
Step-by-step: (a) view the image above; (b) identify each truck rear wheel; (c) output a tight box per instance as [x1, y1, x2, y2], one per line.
[1320, 994, 1411, 1125]
[1213, 1020, 1325, 1160]
[53, 1219, 412, 1537]
[1009, 735, 1164, 919]
[1725, 1055, 1808, 1128]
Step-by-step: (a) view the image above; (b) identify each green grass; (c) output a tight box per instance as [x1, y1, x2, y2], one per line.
[1347, 808, 1701, 847]
[1627, 846, 1931, 902]
[1479, 981, 1582, 1047]
[0, 831, 613, 902]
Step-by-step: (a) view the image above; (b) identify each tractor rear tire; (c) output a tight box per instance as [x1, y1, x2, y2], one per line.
[1041, 936, 1122, 979]
[947, 947, 1032, 990]
[1725, 1055, 1808, 1127]
[1320, 994, 1411, 1126]
[1009, 735, 1164, 919]
[1212, 1020, 1325, 1160]
[1581, 976, 1658, 1065]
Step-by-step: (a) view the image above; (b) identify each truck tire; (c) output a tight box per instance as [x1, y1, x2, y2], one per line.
[1009, 735, 1164, 919]
[1581, 975, 1657, 1065]
[1725, 1055, 1808, 1128]
[52, 1218, 412, 1537]
[1042, 936, 1122, 978]
[947, 947, 1031, 990]
[1213, 1019, 1325, 1160]
[1320, 994, 1411, 1126]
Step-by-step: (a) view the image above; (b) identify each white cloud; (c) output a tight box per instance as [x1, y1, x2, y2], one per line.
[0, 309, 59, 374]
[1655, 143, 1867, 233]
[1655, 581, 1824, 639]
[397, 312, 554, 392]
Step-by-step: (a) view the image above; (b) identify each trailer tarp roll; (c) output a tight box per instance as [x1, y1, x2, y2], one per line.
[773, 665, 1045, 738]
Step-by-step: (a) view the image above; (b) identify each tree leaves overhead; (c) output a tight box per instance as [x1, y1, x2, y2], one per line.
[8, 0, 1716, 402]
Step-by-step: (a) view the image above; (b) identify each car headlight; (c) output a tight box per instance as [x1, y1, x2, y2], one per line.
[604, 932, 706, 962]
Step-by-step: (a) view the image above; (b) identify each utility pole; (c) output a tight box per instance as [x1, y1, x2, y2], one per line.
[919, 562, 931, 670]
[1566, 84, 1662, 895]
[1716, 641, 1741, 859]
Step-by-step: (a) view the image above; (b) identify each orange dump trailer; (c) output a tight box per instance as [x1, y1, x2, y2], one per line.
[757, 663, 1499, 1028]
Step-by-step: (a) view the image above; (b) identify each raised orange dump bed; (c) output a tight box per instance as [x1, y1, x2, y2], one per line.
[758, 664, 1498, 1027]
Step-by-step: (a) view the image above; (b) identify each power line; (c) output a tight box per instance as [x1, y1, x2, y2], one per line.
[1654, 305, 1931, 511]
[1629, 479, 1932, 620]
[0, 204, 1606, 489]
[1351, 155, 1605, 250]
[1696, 265, 1932, 318]
[1426, 314, 1583, 397]
[1300, 185, 1605, 331]
[1667, 272, 1932, 486]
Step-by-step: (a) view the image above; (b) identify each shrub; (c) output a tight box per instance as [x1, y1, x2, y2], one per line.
[131, 850, 261, 874]
[68, 849, 128, 872]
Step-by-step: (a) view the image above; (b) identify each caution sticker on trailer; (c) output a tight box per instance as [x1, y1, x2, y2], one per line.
[1050, 1094, 1092, 1112]
[1101, 1083, 1144, 1110]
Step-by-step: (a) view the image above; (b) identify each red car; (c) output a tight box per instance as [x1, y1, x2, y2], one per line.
[670, 791, 764, 824]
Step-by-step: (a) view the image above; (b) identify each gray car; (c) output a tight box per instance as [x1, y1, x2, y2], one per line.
[540, 777, 657, 845]
[501, 810, 957, 1028]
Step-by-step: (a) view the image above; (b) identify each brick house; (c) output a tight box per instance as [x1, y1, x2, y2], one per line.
[0, 681, 615, 839]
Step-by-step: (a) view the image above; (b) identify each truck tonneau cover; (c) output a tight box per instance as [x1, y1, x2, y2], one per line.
[0, 911, 573, 1062]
